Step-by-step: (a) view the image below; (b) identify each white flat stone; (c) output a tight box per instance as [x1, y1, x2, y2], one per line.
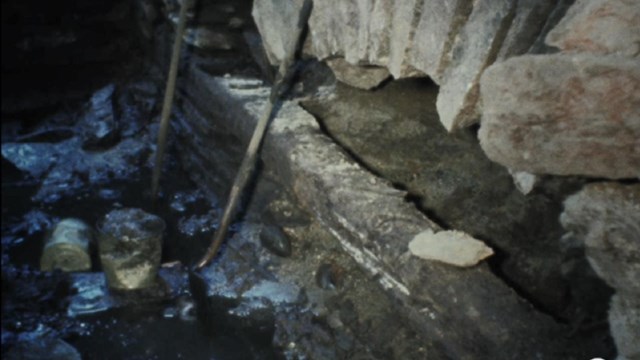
[409, 230, 494, 267]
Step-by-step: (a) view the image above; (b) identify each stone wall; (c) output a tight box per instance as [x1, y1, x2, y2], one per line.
[254, 0, 639, 178]
[253, 0, 563, 131]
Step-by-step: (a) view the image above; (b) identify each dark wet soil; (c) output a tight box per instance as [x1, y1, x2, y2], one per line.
[0, 80, 278, 359]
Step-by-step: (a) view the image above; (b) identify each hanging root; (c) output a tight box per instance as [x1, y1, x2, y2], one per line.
[150, 0, 192, 205]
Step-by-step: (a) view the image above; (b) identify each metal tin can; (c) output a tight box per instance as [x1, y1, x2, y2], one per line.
[41, 218, 92, 272]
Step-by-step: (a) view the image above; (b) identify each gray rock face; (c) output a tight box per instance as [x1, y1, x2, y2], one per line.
[435, 0, 514, 131]
[252, 0, 307, 64]
[325, 58, 390, 90]
[478, 53, 640, 179]
[305, 0, 395, 69]
[496, 0, 557, 59]
[387, 0, 422, 77]
[609, 294, 640, 360]
[561, 182, 640, 294]
[561, 182, 640, 359]
[546, 0, 640, 57]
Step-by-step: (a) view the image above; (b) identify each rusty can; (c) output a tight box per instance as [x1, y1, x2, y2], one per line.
[40, 218, 92, 272]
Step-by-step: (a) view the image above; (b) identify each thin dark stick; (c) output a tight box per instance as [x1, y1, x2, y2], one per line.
[151, 0, 191, 204]
[195, 0, 313, 270]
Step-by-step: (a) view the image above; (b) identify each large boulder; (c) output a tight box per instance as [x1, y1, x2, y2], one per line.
[253, 0, 559, 130]
[561, 182, 640, 294]
[478, 53, 640, 179]
[435, 0, 514, 131]
[546, 0, 640, 57]
[560, 182, 640, 360]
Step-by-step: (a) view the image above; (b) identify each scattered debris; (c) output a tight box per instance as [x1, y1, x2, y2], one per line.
[259, 225, 292, 257]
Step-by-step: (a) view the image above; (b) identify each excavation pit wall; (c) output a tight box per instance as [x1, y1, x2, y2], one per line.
[172, 62, 612, 359]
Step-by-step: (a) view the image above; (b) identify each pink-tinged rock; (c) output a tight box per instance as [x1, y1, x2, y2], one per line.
[479, 53, 640, 179]
[546, 0, 640, 57]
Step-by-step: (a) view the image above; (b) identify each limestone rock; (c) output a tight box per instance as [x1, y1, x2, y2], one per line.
[407, 0, 470, 83]
[386, 0, 422, 77]
[479, 53, 640, 179]
[560, 180, 640, 360]
[609, 294, 640, 360]
[436, 0, 515, 131]
[258, 0, 466, 79]
[560, 182, 640, 294]
[496, 0, 557, 59]
[252, 0, 307, 64]
[306, 0, 395, 68]
[546, 0, 640, 57]
[325, 58, 390, 90]
[253, 0, 555, 132]
[408, 230, 494, 267]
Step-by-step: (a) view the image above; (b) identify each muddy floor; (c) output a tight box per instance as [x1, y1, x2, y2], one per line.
[1, 75, 436, 359]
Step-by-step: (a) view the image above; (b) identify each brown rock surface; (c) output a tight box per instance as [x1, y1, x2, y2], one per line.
[479, 53, 640, 179]
[546, 0, 640, 57]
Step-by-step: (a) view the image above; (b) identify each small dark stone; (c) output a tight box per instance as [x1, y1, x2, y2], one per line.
[259, 225, 292, 257]
[315, 263, 341, 290]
